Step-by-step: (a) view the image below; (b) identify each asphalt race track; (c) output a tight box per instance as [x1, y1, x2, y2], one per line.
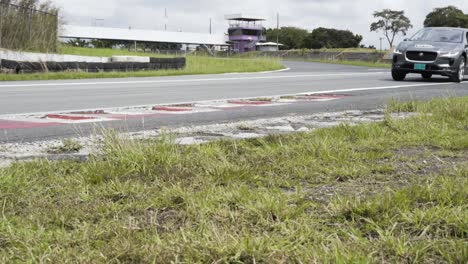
[0, 61, 467, 143]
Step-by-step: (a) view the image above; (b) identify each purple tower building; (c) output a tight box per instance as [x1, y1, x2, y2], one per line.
[225, 14, 266, 53]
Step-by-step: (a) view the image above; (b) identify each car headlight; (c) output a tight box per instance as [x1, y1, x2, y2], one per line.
[440, 51, 460, 58]
[393, 48, 403, 55]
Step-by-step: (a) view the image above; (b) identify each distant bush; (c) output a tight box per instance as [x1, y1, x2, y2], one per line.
[303, 28, 363, 49]
[0, 0, 59, 52]
[265, 26, 363, 50]
[424, 6, 468, 28]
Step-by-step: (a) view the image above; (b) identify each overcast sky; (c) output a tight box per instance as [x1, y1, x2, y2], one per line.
[54, 0, 467, 48]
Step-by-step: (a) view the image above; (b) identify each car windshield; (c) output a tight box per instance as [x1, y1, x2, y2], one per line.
[409, 28, 463, 43]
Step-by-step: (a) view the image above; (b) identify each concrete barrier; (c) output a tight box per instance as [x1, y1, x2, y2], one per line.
[0, 57, 187, 74]
[0, 49, 164, 64]
[111, 56, 150, 63]
[0, 49, 110, 63]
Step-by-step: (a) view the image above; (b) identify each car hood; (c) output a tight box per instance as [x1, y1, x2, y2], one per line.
[397, 41, 462, 52]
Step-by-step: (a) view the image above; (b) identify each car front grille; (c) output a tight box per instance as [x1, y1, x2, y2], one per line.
[406, 51, 438, 62]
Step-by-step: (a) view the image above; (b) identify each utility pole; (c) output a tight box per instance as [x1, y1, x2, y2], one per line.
[276, 13, 279, 51]
[164, 8, 168, 31]
[95, 18, 104, 27]
[209, 18, 212, 34]
[92, 18, 104, 27]
[379, 37, 383, 51]
[0, 3, 3, 48]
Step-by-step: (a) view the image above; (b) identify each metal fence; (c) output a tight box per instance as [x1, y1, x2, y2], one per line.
[0, 2, 58, 52]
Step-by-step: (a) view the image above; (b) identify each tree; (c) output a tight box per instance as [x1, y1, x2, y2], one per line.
[265, 26, 362, 50]
[139, 41, 182, 51]
[360, 44, 377, 50]
[67, 38, 88, 48]
[424, 6, 468, 28]
[90, 39, 116, 49]
[303, 28, 363, 49]
[265, 27, 309, 50]
[370, 9, 412, 48]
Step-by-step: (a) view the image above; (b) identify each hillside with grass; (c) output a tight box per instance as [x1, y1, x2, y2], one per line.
[0, 97, 466, 263]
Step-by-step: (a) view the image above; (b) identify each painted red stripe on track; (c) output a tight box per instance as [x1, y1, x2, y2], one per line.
[46, 114, 97, 120]
[69, 110, 107, 115]
[107, 113, 162, 119]
[0, 120, 60, 129]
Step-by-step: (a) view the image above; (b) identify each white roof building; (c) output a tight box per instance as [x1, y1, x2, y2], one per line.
[256, 42, 283, 51]
[60, 25, 228, 46]
[224, 14, 266, 21]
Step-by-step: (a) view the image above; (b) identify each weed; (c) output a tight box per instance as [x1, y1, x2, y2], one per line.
[250, 98, 273, 102]
[46, 138, 83, 154]
[237, 124, 255, 131]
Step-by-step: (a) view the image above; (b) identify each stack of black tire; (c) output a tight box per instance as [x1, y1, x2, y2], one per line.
[148, 57, 186, 70]
[0, 57, 186, 74]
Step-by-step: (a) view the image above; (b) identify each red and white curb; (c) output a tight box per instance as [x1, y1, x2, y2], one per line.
[0, 93, 350, 129]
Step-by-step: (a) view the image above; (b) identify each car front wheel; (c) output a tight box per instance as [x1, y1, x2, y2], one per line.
[392, 70, 406, 81]
[450, 57, 465, 83]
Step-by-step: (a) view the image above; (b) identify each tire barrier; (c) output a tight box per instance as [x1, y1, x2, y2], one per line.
[0, 57, 186, 74]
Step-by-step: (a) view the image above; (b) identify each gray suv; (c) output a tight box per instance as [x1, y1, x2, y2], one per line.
[392, 27, 468, 82]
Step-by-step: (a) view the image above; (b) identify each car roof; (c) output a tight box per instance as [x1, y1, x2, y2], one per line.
[424, 27, 468, 31]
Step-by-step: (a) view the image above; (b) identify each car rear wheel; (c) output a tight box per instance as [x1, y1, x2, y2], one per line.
[421, 73, 432, 79]
[392, 70, 406, 81]
[450, 58, 465, 83]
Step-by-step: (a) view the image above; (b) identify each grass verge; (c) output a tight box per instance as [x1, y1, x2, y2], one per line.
[0, 97, 467, 262]
[295, 58, 391, 68]
[58, 46, 175, 58]
[0, 47, 284, 81]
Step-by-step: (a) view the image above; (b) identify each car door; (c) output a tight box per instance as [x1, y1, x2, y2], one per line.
[465, 31, 468, 69]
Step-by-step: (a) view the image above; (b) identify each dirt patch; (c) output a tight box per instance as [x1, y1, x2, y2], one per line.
[123, 208, 187, 233]
[394, 147, 467, 176]
[297, 148, 467, 204]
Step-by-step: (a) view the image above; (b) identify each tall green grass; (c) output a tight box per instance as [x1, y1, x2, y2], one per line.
[0, 97, 466, 262]
[0, 1, 58, 52]
[58, 46, 175, 58]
